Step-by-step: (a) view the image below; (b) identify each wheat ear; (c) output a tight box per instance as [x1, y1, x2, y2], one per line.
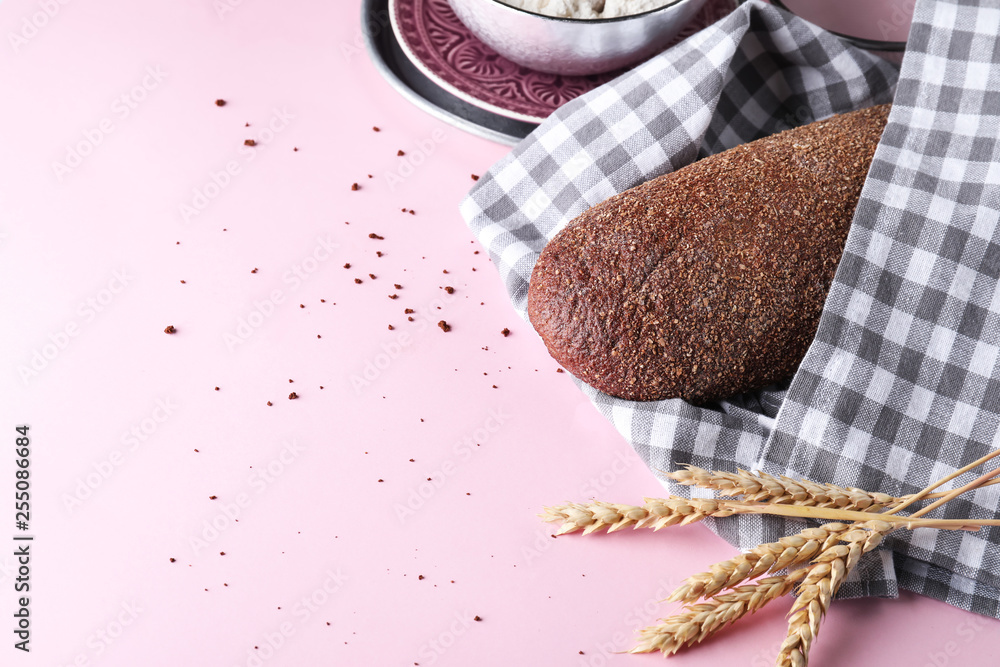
[539, 497, 739, 535]
[667, 465, 898, 511]
[631, 569, 808, 656]
[539, 490, 903, 537]
[667, 523, 853, 604]
[775, 520, 892, 667]
[668, 464, 1000, 510]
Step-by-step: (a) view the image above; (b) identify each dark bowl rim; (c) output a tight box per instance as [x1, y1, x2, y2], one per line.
[769, 0, 907, 52]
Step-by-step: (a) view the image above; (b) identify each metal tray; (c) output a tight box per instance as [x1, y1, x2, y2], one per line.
[361, 0, 537, 146]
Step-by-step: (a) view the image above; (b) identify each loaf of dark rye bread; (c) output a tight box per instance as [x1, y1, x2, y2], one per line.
[527, 104, 891, 404]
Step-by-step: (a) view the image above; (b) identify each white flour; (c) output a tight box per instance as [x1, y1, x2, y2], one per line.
[500, 0, 675, 19]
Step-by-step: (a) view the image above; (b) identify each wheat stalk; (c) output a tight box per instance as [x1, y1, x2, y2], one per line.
[539, 489, 919, 537]
[540, 498, 741, 535]
[667, 465, 898, 511]
[546, 450, 1000, 666]
[545, 466, 1000, 538]
[667, 523, 852, 604]
[775, 520, 892, 667]
[714, 499, 994, 530]
[631, 570, 808, 656]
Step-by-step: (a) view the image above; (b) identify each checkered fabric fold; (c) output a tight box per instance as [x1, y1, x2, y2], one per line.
[460, 0, 1000, 617]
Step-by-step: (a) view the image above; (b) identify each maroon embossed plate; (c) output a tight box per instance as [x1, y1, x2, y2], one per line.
[390, 0, 734, 124]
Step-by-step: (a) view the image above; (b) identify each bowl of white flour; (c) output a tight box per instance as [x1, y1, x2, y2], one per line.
[447, 0, 709, 75]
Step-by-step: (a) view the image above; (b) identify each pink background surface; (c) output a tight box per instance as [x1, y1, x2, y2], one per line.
[0, 1, 997, 665]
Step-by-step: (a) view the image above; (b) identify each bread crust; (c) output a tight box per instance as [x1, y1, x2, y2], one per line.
[527, 104, 891, 403]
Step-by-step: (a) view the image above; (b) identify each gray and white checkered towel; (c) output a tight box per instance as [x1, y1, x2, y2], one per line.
[460, 0, 1000, 618]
